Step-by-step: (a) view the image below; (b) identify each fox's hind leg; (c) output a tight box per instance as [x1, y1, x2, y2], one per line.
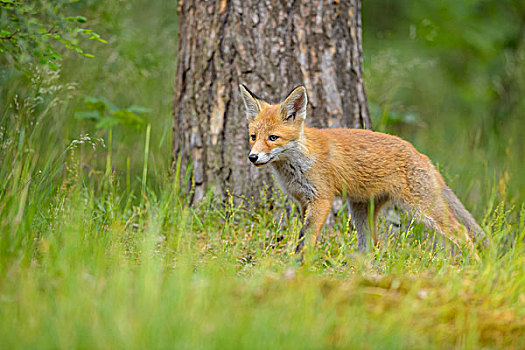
[349, 202, 369, 251]
[349, 198, 388, 252]
[409, 199, 478, 259]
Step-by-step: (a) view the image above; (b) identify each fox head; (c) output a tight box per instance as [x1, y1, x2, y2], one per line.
[239, 84, 308, 166]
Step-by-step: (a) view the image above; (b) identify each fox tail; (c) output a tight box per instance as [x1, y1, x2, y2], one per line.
[441, 185, 488, 248]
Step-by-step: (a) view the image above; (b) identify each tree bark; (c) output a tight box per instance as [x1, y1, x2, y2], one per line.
[172, 0, 371, 204]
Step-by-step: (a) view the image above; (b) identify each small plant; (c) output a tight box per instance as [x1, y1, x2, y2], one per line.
[0, 0, 106, 73]
[74, 96, 148, 130]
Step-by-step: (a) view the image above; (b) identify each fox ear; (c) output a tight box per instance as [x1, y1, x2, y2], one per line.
[280, 86, 307, 123]
[239, 84, 262, 121]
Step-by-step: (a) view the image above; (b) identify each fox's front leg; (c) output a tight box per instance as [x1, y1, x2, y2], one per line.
[295, 198, 333, 254]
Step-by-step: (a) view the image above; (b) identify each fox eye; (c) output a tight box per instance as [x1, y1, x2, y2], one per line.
[268, 135, 279, 141]
[250, 134, 256, 141]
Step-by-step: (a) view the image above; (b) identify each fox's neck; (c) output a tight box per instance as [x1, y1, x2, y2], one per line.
[269, 139, 316, 204]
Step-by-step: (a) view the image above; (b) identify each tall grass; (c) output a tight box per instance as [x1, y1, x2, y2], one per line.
[0, 151, 524, 348]
[0, 0, 524, 348]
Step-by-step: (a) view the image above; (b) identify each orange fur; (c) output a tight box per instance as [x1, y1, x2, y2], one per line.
[240, 85, 486, 257]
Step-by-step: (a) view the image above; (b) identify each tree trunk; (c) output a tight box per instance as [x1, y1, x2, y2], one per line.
[172, 0, 371, 204]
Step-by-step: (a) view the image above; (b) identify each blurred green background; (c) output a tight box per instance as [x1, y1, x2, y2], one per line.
[3, 0, 523, 211]
[363, 0, 525, 213]
[2, 0, 524, 207]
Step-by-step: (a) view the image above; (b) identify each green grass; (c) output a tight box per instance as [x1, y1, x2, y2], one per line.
[0, 172, 524, 349]
[1, 0, 525, 348]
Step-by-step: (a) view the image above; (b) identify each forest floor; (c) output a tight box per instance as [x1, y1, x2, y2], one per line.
[1, 173, 524, 349]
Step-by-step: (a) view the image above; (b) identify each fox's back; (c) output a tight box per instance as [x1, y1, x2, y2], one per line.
[303, 127, 440, 201]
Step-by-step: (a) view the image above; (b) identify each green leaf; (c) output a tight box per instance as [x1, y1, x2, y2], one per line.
[111, 110, 146, 127]
[95, 116, 120, 129]
[84, 97, 110, 115]
[74, 110, 102, 121]
[48, 61, 59, 71]
[98, 97, 119, 112]
[127, 105, 151, 114]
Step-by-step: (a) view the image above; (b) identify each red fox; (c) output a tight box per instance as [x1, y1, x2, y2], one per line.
[239, 84, 487, 256]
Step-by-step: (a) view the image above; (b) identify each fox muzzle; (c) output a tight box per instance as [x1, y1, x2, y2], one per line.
[248, 151, 273, 166]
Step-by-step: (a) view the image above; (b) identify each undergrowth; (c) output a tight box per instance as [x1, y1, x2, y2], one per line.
[0, 133, 524, 349]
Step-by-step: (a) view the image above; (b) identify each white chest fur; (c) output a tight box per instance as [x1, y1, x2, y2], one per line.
[270, 147, 316, 205]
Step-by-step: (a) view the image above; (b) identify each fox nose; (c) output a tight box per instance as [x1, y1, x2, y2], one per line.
[248, 154, 258, 163]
